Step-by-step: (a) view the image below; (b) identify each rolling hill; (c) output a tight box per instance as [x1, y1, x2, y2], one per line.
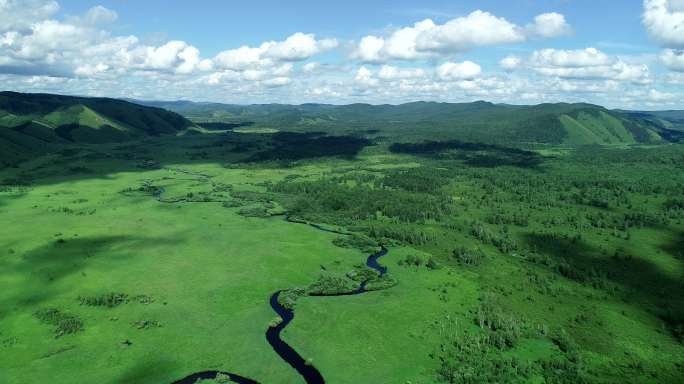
[0, 92, 196, 166]
[2, 91, 681, 168]
[135, 99, 679, 146]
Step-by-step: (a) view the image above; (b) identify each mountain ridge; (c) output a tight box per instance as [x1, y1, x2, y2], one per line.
[128, 97, 680, 146]
[0, 91, 196, 166]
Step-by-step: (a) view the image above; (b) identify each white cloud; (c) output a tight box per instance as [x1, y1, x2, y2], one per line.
[526, 13, 572, 38]
[416, 11, 524, 53]
[377, 65, 426, 80]
[302, 62, 320, 72]
[263, 32, 337, 61]
[383, 19, 435, 60]
[531, 47, 611, 67]
[665, 71, 684, 83]
[0, 0, 59, 32]
[84, 6, 118, 25]
[213, 45, 271, 71]
[0, 5, 208, 78]
[499, 55, 522, 71]
[352, 10, 570, 62]
[436, 61, 482, 80]
[74, 62, 109, 77]
[354, 35, 385, 63]
[0, 1, 680, 107]
[529, 48, 651, 84]
[661, 49, 684, 71]
[137, 41, 203, 74]
[643, 0, 684, 48]
[646, 88, 675, 101]
[263, 76, 291, 87]
[213, 32, 337, 72]
[355, 66, 378, 86]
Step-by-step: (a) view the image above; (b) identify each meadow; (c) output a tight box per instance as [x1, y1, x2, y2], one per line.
[1, 124, 683, 383]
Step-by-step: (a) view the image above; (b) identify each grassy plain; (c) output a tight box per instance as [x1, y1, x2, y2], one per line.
[0, 149, 375, 383]
[1, 130, 684, 383]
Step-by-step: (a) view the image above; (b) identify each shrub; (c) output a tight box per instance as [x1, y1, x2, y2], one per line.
[398, 254, 424, 267]
[132, 320, 162, 330]
[426, 257, 441, 270]
[238, 206, 270, 218]
[436, 332, 532, 384]
[364, 274, 398, 291]
[307, 273, 359, 295]
[34, 308, 84, 338]
[79, 292, 128, 308]
[278, 288, 306, 310]
[473, 296, 526, 349]
[222, 200, 245, 208]
[452, 246, 485, 266]
[332, 234, 379, 253]
[346, 264, 379, 282]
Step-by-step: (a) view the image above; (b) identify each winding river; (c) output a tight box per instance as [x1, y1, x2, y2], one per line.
[167, 211, 390, 384]
[144, 177, 391, 383]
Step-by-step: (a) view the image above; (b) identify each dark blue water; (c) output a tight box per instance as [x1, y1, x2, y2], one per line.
[265, 291, 325, 384]
[172, 370, 258, 384]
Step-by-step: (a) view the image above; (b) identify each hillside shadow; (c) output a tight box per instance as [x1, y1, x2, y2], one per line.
[115, 358, 180, 384]
[389, 140, 544, 168]
[0, 235, 181, 319]
[660, 230, 684, 259]
[523, 232, 684, 340]
[0, 131, 375, 187]
[243, 131, 373, 163]
[197, 121, 254, 131]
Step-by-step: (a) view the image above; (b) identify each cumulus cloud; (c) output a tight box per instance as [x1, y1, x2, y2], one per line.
[354, 35, 386, 63]
[643, 0, 684, 48]
[74, 62, 109, 77]
[377, 65, 426, 80]
[665, 71, 684, 83]
[213, 32, 336, 69]
[1, 1, 680, 107]
[212, 32, 337, 74]
[661, 49, 684, 71]
[499, 56, 522, 72]
[84, 5, 118, 25]
[529, 48, 651, 84]
[263, 33, 337, 61]
[414, 11, 524, 53]
[302, 62, 320, 72]
[355, 66, 378, 86]
[263, 76, 291, 87]
[436, 61, 482, 80]
[646, 88, 675, 101]
[0, 1, 336, 88]
[352, 10, 571, 62]
[0, 0, 59, 32]
[526, 13, 572, 38]
[0, 3, 211, 78]
[133, 41, 207, 74]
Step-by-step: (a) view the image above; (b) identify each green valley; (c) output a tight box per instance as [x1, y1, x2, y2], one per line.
[1, 91, 683, 383]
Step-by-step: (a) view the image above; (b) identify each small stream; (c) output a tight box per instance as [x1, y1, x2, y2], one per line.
[170, 215, 390, 384]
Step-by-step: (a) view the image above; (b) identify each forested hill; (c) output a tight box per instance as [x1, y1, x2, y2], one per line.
[138, 99, 681, 146]
[0, 91, 196, 166]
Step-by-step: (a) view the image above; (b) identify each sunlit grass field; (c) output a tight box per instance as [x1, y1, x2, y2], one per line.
[2, 133, 683, 383]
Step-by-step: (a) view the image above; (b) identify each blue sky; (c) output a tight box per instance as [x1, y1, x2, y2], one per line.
[1, 0, 683, 108]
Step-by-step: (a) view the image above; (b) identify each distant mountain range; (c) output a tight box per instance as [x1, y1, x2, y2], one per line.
[131, 98, 684, 146]
[1, 91, 683, 167]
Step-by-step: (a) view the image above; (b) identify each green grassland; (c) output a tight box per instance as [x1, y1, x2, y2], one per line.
[2, 132, 683, 383]
[2, 94, 684, 383]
